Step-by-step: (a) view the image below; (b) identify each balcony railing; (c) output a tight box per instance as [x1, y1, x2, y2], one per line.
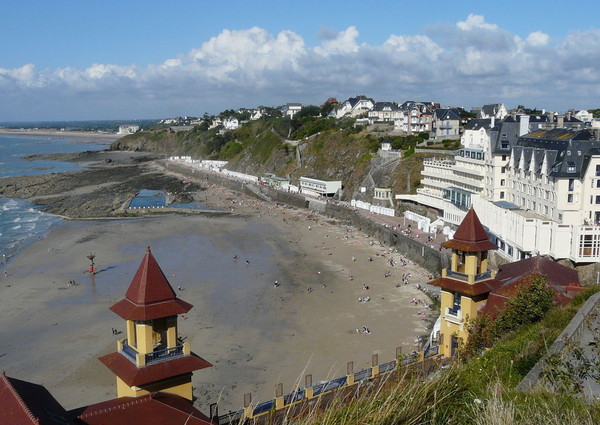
[445, 268, 493, 283]
[121, 340, 137, 361]
[445, 269, 469, 281]
[475, 270, 492, 281]
[146, 345, 184, 364]
[120, 340, 185, 365]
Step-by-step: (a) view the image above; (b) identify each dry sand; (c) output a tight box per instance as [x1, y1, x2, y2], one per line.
[0, 185, 436, 414]
[0, 128, 120, 140]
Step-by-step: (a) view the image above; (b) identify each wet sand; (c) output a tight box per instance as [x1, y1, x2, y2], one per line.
[0, 186, 436, 413]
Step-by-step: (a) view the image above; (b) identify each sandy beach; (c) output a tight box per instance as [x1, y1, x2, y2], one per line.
[0, 184, 436, 413]
[0, 128, 120, 140]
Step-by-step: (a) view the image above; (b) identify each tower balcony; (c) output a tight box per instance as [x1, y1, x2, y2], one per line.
[444, 307, 463, 324]
[118, 339, 190, 367]
[443, 268, 492, 284]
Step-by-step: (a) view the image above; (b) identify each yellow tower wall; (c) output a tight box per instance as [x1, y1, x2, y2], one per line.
[439, 291, 487, 357]
[116, 374, 193, 400]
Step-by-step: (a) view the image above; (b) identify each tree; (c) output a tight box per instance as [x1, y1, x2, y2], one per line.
[492, 274, 554, 338]
[295, 105, 321, 120]
[461, 274, 555, 360]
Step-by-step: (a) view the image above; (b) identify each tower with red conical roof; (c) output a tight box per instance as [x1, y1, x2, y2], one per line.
[99, 247, 211, 401]
[429, 208, 501, 357]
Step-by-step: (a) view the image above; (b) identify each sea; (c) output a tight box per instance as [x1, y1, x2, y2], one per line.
[0, 133, 114, 266]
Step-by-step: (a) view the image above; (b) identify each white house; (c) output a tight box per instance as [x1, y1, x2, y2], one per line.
[332, 95, 375, 118]
[250, 109, 263, 120]
[479, 103, 508, 120]
[368, 102, 401, 123]
[282, 103, 302, 118]
[117, 125, 140, 135]
[222, 117, 239, 130]
[573, 109, 594, 123]
[299, 177, 342, 197]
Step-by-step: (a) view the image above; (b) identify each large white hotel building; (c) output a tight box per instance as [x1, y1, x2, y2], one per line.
[399, 114, 600, 265]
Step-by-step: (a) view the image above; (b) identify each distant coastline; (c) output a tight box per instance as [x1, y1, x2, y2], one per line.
[0, 127, 120, 140]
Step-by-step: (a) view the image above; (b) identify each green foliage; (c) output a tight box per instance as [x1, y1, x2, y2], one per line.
[293, 117, 337, 140]
[494, 275, 554, 336]
[294, 105, 321, 120]
[311, 139, 324, 152]
[403, 146, 415, 158]
[462, 275, 555, 361]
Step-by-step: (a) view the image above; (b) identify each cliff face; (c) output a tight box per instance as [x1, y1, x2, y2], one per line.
[110, 130, 183, 153]
[110, 121, 431, 202]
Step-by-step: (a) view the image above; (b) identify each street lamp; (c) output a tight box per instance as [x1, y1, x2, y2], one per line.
[87, 252, 96, 275]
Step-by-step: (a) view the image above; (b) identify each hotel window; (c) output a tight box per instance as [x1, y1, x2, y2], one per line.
[596, 180, 600, 188]
[502, 155, 507, 161]
[500, 179, 505, 186]
[568, 194, 574, 203]
[500, 191, 505, 199]
[568, 179, 575, 191]
[544, 205, 549, 215]
[501, 167, 506, 174]
[596, 164, 600, 176]
[596, 196, 600, 204]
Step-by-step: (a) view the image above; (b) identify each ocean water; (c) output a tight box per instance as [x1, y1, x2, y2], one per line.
[0, 134, 113, 265]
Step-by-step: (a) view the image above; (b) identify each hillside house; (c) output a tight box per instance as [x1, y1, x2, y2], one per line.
[432, 108, 461, 140]
[223, 116, 240, 130]
[332, 95, 375, 118]
[479, 103, 508, 120]
[368, 102, 402, 123]
[282, 103, 302, 118]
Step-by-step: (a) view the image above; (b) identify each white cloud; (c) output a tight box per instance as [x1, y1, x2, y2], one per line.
[526, 31, 550, 46]
[2, 16, 600, 120]
[457, 14, 498, 31]
[314, 26, 360, 56]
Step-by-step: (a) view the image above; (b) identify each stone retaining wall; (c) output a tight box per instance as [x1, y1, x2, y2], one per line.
[517, 291, 600, 395]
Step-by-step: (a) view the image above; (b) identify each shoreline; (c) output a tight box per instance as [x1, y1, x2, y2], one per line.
[0, 128, 121, 140]
[0, 179, 437, 413]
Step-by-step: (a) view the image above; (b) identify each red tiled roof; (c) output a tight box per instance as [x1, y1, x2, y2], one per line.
[495, 256, 580, 288]
[443, 208, 498, 252]
[98, 352, 212, 387]
[479, 260, 583, 318]
[110, 247, 193, 321]
[72, 392, 213, 425]
[429, 277, 502, 296]
[0, 372, 70, 425]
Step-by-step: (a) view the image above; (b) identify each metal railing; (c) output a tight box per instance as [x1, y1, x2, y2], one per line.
[121, 340, 137, 362]
[119, 340, 185, 365]
[445, 269, 468, 281]
[215, 346, 442, 425]
[145, 345, 184, 364]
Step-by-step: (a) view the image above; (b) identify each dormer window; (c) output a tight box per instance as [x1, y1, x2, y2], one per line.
[567, 162, 576, 173]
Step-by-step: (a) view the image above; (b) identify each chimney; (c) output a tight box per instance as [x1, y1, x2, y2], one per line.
[566, 111, 572, 121]
[557, 114, 564, 128]
[519, 115, 530, 136]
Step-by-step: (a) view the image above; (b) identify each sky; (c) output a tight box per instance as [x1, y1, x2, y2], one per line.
[1, 0, 600, 121]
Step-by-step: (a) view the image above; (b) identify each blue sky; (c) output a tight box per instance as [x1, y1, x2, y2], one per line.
[1, 0, 600, 121]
